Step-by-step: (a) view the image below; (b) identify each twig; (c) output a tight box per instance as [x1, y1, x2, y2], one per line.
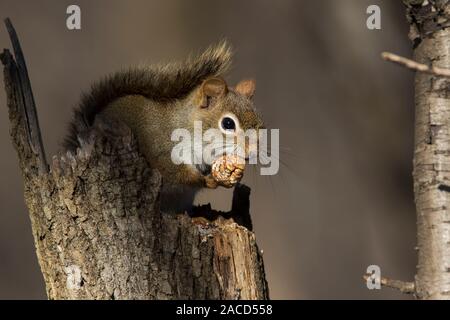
[363, 273, 415, 294]
[382, 51, 450, 78]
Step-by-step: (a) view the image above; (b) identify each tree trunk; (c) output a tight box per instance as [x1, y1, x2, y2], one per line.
[1, 19, 268, 300]
[405, 0, 450, 299]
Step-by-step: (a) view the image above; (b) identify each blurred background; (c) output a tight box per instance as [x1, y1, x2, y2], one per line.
[0, 0, 416, 299]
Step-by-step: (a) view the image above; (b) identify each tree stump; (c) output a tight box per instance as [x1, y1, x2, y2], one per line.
[1, 19, 268, 300]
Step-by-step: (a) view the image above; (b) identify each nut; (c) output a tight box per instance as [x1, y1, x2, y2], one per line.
[211, 155, 245, 188]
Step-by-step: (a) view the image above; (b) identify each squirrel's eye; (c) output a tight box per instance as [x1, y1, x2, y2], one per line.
[221, 117, 236, 131]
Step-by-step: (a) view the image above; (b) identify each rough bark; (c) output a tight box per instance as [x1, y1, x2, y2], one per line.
[404, 0, 450, 299]
[1, 19, 268, 300]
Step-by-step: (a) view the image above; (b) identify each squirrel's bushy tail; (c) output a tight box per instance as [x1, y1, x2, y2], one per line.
[64, 41, 232, 151]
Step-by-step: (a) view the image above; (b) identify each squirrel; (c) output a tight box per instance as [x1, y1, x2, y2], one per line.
[64, 41, 263, 212]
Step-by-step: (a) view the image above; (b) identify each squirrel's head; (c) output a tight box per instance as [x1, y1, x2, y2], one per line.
[190, 77, 264, 165]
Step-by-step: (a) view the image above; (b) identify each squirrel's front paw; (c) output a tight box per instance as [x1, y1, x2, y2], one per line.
[211, 155, 245, 188]
[204, 175, 219, 189]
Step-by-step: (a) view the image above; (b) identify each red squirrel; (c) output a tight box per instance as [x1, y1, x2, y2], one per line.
[64, 41, 263, 212]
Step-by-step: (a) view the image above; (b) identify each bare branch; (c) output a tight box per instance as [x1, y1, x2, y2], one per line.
[363, 274, 415, 294]
[381, 51, 450, 78]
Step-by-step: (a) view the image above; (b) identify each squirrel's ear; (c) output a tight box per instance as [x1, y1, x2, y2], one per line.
[235, 79, 255, 99]
[199, 77, 228, 108]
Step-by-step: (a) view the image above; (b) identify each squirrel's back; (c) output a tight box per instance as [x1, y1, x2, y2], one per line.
[64, 41, 232, 151]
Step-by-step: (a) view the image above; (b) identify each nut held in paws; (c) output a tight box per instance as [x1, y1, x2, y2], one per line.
[211, 155, 245, 188]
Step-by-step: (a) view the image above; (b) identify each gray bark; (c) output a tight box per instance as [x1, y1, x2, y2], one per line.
[1, 19, 268, 300]
[404, 0, 450, 299]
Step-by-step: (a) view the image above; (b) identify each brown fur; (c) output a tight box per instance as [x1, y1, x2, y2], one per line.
[64, 41, 232, 150]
